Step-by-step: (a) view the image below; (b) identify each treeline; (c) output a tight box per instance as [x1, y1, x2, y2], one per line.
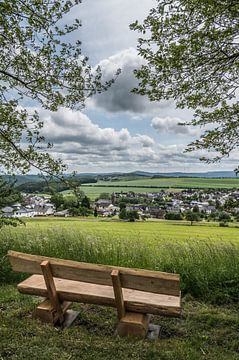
[16, 177, 97, 193]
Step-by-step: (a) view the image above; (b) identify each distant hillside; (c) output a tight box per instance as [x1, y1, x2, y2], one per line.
[1, 170, 237, 187]
[150, 171, 238, 178]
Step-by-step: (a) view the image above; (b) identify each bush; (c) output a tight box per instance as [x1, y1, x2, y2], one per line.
[219, 222, 229, 227]
[165, 212, 183, 220]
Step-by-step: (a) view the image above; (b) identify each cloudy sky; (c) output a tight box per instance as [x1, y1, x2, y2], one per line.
[41, 0, 237, 173]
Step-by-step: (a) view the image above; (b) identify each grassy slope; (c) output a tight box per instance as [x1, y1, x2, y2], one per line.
[0, 285, 239, 360]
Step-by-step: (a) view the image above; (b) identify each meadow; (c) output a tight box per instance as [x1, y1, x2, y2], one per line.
[1, 218, 239, 359]
[1, 218, 239, 300]
[84, 176, 239, 188]
[78, 177, 239, 199]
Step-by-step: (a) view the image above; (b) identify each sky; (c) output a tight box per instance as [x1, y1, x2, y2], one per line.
[40, 0, 238, 174]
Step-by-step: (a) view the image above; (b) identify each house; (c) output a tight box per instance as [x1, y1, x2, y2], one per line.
[95, 199, 112, 209]
[0, 206, 15, 217]
[13, 207, 35, 218]
[54, 209, 69, 217]
[146, 207, 165, 219]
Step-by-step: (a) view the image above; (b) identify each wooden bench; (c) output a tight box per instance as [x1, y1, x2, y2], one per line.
[8, 250, 181, 338]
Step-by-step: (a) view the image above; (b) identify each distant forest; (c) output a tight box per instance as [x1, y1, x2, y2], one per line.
[16, 177, 97, 193]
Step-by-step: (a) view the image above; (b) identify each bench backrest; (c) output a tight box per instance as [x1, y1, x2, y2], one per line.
[8, 250, 180, 296]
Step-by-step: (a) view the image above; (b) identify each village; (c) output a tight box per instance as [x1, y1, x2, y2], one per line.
[1, 188, 239, 223]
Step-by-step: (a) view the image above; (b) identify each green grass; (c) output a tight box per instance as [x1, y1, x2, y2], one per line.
[92, 177, 239, 188]
[1, 218, 239, 302]
[0, 285, 239, 359]
[79, 177, 239, 199]
[1, 218, 239, 358]
[3, 217, 239, 244]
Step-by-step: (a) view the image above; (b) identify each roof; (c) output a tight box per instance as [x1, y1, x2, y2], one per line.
[1, 206, 14, 213]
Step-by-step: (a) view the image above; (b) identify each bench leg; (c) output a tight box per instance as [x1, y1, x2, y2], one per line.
[116, 312, 151, 338]
[33, 298, 72, 325]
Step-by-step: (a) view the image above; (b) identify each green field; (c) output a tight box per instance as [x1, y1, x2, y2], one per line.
[80, 177, 239, 199]
[1, 218, 239, 299]
[93, 177, 239, 188]
[1, 218, 239, 359]
[4, 217, 239, 244]
[1, 285, 238, 360]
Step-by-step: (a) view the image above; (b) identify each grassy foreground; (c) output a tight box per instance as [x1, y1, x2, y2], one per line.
[1, 218, 239, 359]
[0, 285, 239, 360]
[1, 219, 239, 301]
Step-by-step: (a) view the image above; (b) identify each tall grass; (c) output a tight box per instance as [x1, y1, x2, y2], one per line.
[1, 226, 239, 303]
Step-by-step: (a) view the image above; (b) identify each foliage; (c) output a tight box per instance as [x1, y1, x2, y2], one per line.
[165, 212, 183, 220]
[119, 208, 139, 221]
[127, 210, 140, 222]
[185, 211, 201, 225]
[50, 192, 64, 210]
[94, 207, 98, 217]
[0, 178, 24, 228]
[81, 196, 91, 209]
[0, 0, 118, 175]
[118, 207, 127, 219]
[131, 0, 239, 171]
[68, 206, 92, 217]
[218, 211, 231, 222]
[0, 178, 22, 208]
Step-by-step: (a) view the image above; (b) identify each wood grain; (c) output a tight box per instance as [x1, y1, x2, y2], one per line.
[117, 312, 150, 338]
[40, 260, 64, 324]
[33, 299, 71, 324]
[17, 274, 181, 317]
[111, 270, 125, 320]
[8, 250, 180, 296]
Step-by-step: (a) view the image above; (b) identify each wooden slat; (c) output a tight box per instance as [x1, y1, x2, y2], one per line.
[8, 251, 180, 296]
[17, 274, 181, 317]
[111, 270, 125, 319]
[40, 261, 64, 324]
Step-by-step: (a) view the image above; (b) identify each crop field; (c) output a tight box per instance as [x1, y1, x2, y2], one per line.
[94, 177, 239, 188]
[81, 177, 239, 197]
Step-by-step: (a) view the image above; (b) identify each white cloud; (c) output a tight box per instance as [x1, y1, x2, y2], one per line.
[36, 107, 237, 172]
[40, 107, 155, 157]
[68, 0, 156, 65]
[151, 116, 200, 136]
[88, 48, 171, 115]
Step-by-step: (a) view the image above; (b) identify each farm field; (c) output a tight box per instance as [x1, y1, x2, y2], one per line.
[81, 177, 239, 196]
[3, 217, 239, 244]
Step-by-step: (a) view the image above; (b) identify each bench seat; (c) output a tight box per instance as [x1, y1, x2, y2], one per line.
[18, 274, 181, 317]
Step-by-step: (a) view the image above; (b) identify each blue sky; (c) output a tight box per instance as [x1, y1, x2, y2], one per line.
[41, 0, 238, 173]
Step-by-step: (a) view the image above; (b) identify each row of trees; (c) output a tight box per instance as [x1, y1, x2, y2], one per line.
[165, 210, 237, 226]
